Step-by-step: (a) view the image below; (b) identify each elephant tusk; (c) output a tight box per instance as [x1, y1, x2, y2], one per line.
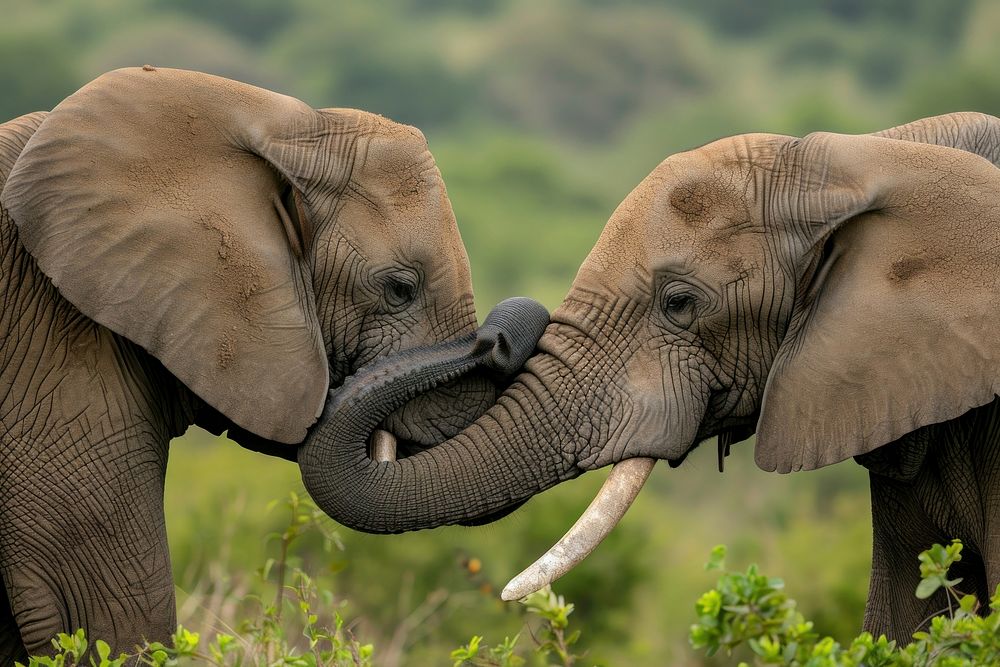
[501, 456, 655, 601]
[371, 429, 397, 462]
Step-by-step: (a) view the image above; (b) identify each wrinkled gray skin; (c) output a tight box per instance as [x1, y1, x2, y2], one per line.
[310, 113, 1000, 643]
[0, 68, 494, 659]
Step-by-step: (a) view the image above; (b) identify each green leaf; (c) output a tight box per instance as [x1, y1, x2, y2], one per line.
[706, 544, 727, 571]
[916, 575, 943, 599]
[450, 635, 483, 666]
[260, 557, 276, 581]
[959, 593, 979, 615]
[696, 589, 723, 617]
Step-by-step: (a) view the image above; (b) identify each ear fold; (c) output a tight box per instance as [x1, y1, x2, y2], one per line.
[756, 129, 1000, 472]
[872, 112, 1000, 168]
[1, 67, 339, 444]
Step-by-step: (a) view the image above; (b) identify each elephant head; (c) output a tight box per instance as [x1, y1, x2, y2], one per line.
[298, 112, 1000, 595]
[0, 66, 492, 458]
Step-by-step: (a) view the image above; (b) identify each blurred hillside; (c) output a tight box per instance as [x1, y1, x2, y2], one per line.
[4, 0, 999, 307]
[2, 0, 997, 663]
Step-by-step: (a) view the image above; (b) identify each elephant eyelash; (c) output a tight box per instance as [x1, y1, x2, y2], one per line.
[664, 292, 695, 312]
[659, 284, 703, 329]
[376, 268, 421, 312]
[384, 277, 416, 308]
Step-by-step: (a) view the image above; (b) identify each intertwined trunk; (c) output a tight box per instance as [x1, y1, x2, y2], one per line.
[298, 300, 584, 533]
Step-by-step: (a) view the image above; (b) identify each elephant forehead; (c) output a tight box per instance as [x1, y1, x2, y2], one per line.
[581, 137, 774, 290]
[586, 196, 757, 285]
[355, 115, 434, 180]
[353, 131, 459, 238]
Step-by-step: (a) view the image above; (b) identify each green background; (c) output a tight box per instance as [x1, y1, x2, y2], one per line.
[2, 0, 998, 663]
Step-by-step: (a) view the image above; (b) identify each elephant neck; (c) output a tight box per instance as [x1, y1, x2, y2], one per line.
[867, 397, 1000, 592]
[0, 112, 196, 457]
[1, 212, 197, 452]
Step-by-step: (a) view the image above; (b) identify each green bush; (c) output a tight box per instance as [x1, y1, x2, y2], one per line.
[19, 494, 587, 667]
[690, 540, 1000, 666]
[20, 491, 998, 667]
[20, 493, 374, 667]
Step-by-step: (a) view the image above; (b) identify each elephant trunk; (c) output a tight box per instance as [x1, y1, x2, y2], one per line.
[298, 298, 581, 533]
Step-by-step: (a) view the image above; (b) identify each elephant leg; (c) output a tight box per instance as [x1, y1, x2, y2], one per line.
[865, 471, 958, 643]
[0, 581, 26, 664]
[981, 456, 1000, 597]
[0, 427, 175, 656]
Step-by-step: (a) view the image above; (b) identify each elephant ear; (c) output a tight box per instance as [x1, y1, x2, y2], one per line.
[1, 67, 337, 444]
[755, 129, 1000, 472]
[872, 112, 1000, 168]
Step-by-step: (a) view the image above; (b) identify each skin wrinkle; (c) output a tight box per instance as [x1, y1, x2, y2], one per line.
[312, 120, 480, 401]
[0, 69, 489, 656]
[308, 121, 486, 437]
[473, 112, 1000, 639]
[545, 302, 633, 465]
[564, 141, 783, 460]
[303, 323, 578, 531]
[1, 304, 185, 651]
[558, 315, 647, 466]
[297, 112, 1000, 633]
[860, 404, 1000, 638]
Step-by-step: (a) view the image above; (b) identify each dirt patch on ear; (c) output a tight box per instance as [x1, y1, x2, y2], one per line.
[889, 255, 931, 282]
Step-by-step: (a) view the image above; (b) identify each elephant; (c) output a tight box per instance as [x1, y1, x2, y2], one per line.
[0, 65, 520, 659]
[301, 112, 1000, 643]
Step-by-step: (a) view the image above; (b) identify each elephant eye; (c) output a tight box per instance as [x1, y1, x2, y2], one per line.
[382, 273, 418, 310]
[661, 289, 699, 328]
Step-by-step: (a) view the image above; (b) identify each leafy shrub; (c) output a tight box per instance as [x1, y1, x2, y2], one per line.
[690, 540, 1000, 666]
[18, 494, 585, 667]
[22, 491, 996, 667]
[19, 493, 373, 667]
[450, 587, 583, 666]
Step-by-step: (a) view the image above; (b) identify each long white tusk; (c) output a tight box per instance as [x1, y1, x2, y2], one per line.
[501, 456, 656, 601]
[371, 429, 397, 462]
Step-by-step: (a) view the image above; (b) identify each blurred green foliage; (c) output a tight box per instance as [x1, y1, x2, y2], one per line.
[2, 0, 997, 664]
[690, 540, 1000, 666]
[19, 536, 992, 665]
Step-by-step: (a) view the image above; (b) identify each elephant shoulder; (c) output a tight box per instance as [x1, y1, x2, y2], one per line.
[0, 112, 47, 186]
[855, 397, 1000, 481]
[854, 429, 930, 482]
[1, 113, 48, 265]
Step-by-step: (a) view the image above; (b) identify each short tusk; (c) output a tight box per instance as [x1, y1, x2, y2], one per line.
[501, 457, 655, 601]
[371, 429, 397, 462]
